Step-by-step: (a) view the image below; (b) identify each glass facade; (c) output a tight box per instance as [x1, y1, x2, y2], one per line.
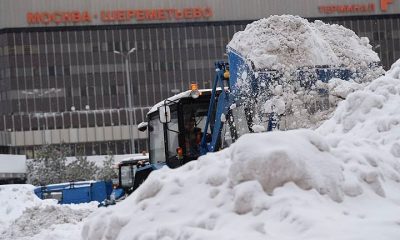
[0, 14, 399, 156]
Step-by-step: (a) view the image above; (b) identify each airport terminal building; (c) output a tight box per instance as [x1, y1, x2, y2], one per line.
[0, 0, 399, 157]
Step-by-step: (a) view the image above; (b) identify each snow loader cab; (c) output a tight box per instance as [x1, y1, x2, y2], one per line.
[117, 156, 150, 194]
[99, 156, 151, 207]
[146, 87, 215, 169]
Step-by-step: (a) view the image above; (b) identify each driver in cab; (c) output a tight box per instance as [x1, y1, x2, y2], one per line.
[185, 117, 202, 158]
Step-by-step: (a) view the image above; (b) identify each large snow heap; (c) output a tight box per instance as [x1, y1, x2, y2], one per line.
[229, 15, 384, 130]
[82, 60, 400, 239]
[228, 15, 380, 74]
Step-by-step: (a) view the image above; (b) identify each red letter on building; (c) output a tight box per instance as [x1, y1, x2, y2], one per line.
[145, 9, 157, 20]
[41, 12, 52, 24]
[71, 12, 81, 22]
[127, 10, 136, 21]
[192, 8, 202, 18]
[158, 9, 167, 20]
[381, 0, 393, 11]
[136, 10, 145, 21]
[203, 7, 213, 18]
[82, 11, 92, 22]
[183, 8, 192, 19]
[27, 12, 42, 24]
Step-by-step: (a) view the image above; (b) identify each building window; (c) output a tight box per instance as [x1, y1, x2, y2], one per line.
[31, 117, 38, 130]
[88, 113, 95, 127]
[101, 42, 108, 52]
[103, 86, 110, 96]
[120, 110, 127, 125]
[48, 66, 55, 76]
[96, 112, 103, 127]
[107, 42, 113, 52]
[63, 113, 71, 128]
[174, 61, 181, 70]
[24, 45, 31, 55]
[136, 41, 143, 50]
[55, 115, 63, 129]
[80, 113, 87, 128]
[56, 66, 63, 76]
[110, 85, 117, 96]
[168, 62, 174, 71]
[89, 86, 95, 96]
[6, 46, 15, 56]
[64, 66, 70, 76]
[112, 111, 119, 126]
[160, 62, 166, 71]
[71, 112, 79, 128]
[92, 44, 99, 52]
[66, 88, 72, 98]
[146, 62, 151, 72]
[114, 42, 121, 52]
[33, 67, 39, 77]
[104, 112, 111, 126]
[81, 86, 87, 97]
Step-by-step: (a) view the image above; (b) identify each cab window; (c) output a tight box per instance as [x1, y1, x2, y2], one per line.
[183, 102, 210, 159]
[148, 114, 165, 164]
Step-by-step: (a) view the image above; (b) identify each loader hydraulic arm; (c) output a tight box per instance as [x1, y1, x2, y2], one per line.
[200, 62, 232, 155]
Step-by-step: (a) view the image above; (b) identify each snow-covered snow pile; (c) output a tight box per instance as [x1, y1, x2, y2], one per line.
[82, 61, 400, 239]
[2, 203, 96, 240]
[228, 15, 380, 74]
[316, 59, 400, 198]
[0, 184, 97, 240]
[229, 15, 384, 130]
[0, 184, 52, 231]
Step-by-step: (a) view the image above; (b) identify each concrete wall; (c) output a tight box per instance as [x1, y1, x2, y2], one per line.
[5, 125, 147, 147]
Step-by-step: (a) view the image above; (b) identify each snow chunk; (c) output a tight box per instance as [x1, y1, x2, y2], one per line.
[229, 130, 344, 202]
[263, 97, 285, 115]
[233, 181, 268, 215]
[251, 124, 265, 133]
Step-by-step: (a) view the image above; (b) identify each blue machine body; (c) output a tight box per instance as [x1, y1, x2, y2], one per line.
[34, 180, 113, 204]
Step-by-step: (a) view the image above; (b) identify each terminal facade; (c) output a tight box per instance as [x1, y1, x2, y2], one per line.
[0, 0, 399, 157]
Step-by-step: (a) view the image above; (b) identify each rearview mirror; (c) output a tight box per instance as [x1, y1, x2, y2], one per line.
[159, 105, 171, 123]
[138, 122, 148, 132]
